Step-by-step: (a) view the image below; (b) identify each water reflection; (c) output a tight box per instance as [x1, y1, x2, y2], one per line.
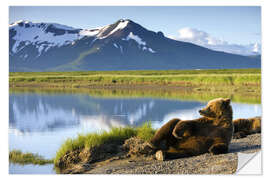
[9, 93, 204, 133]
[9, 163, 55, 174]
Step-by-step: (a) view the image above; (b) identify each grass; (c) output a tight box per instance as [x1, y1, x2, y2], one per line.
[136, 121, 156, 141]
[9, 69, 261, 87]
[10, 86, 261, 104]
[9, 150, 54, 165]
[10, 68, 261, 76]
[54, 122, 156, 166]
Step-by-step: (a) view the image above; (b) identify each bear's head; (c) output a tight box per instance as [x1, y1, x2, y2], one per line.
[199, 98, 232, 120]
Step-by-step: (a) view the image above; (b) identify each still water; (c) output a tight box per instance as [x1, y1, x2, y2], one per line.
[9, 91, 261, 174]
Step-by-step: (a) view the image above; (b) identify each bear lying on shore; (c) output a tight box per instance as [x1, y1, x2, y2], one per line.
[149, 98, 233, 161]
[233, 116, 261, 139]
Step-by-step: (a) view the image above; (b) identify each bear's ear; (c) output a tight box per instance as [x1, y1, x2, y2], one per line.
[223, 98, 231, 106]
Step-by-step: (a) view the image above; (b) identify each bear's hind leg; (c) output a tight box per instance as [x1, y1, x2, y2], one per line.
[209, 143, 228, 155]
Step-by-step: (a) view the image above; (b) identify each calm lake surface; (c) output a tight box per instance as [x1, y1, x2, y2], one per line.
[9, 90, 262, 174]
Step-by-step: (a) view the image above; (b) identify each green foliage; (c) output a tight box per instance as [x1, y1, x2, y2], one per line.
[9, 150, 53, 165]
[9, 69, 261, 87]
[9, 68, 261, 77]
[54, 122, 155, 165]
[136, 121, 156, 141]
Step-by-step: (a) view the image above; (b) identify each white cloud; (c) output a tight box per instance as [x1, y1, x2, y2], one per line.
[169, 27, 261, 56]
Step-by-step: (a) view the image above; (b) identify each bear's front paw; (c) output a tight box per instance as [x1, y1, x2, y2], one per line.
[155, 150, 166, 161]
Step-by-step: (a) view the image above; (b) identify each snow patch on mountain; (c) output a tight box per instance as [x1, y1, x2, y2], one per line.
[79, 29, 100, 36]
[97, 20, 129, 39]
[123, 32, 146, 46]
[123, 32, 156, 53]
[148, 48, 156, 53]
[50, 23, 77, 31]
[142, 46, 156, 53]
[108, 20, 129, 36]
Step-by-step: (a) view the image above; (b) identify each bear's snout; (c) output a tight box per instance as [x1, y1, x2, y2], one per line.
[199, 109, 204, 115]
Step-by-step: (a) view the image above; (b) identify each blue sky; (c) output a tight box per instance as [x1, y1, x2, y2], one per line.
[9, 6, 261, 54]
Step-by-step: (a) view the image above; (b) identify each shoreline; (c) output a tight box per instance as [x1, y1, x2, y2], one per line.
[57, 134, 261, 174]
[9, 133, 261, 174]
[9, 84, 261, 104]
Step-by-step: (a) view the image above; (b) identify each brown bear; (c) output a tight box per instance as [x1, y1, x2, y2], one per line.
[233, 116, 261, 139]
[149, 98, 233, 161]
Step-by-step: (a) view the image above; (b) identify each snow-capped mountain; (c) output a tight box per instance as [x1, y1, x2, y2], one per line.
[9, 19, 260, 72]
[9, 20, 100, 56]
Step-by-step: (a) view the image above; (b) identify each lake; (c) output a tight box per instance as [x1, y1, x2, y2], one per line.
[9, 90, 261, 174]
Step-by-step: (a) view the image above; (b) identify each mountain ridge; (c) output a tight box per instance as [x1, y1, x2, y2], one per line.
[9, 19, 261, 72]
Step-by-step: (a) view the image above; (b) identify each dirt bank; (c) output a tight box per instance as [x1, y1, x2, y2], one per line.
[56, 133, 261, 174]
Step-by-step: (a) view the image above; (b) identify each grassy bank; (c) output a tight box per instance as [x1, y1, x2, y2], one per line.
[9, 123, 155, 166]
[9, 69, 261, 88]
[10, 86, 261, 104]
[9, 150, 54, 165]
[54, 122, 155, 166]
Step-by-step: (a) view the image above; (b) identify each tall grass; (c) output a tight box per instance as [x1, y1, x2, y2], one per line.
[54, 122, 156, 165]
[9, 68, 261, 77]
[9, 74, 261, 88]
[136, 121, 156, 141]
[9, 150, 53, 165]
[9, 69, 261, 87]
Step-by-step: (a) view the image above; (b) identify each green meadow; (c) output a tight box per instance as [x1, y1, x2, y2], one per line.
[10, 68, 261, 104]
[10, 69, 260, 87]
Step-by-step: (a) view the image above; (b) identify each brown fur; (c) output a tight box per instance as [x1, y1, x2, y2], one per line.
[233, 116, 261, 139]
[150, 98, 233, 160]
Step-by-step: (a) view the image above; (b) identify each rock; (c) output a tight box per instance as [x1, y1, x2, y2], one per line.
[106, 169, 112, 174]
[122, 137, 156, 157]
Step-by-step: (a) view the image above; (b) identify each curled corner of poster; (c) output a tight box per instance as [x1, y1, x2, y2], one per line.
[236, 151, 262, 175]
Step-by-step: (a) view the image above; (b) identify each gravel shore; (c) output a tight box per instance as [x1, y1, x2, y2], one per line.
[84, 134, 261, 174]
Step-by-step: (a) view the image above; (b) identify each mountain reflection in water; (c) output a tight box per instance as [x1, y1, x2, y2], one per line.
[9, 93, 205, 133]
